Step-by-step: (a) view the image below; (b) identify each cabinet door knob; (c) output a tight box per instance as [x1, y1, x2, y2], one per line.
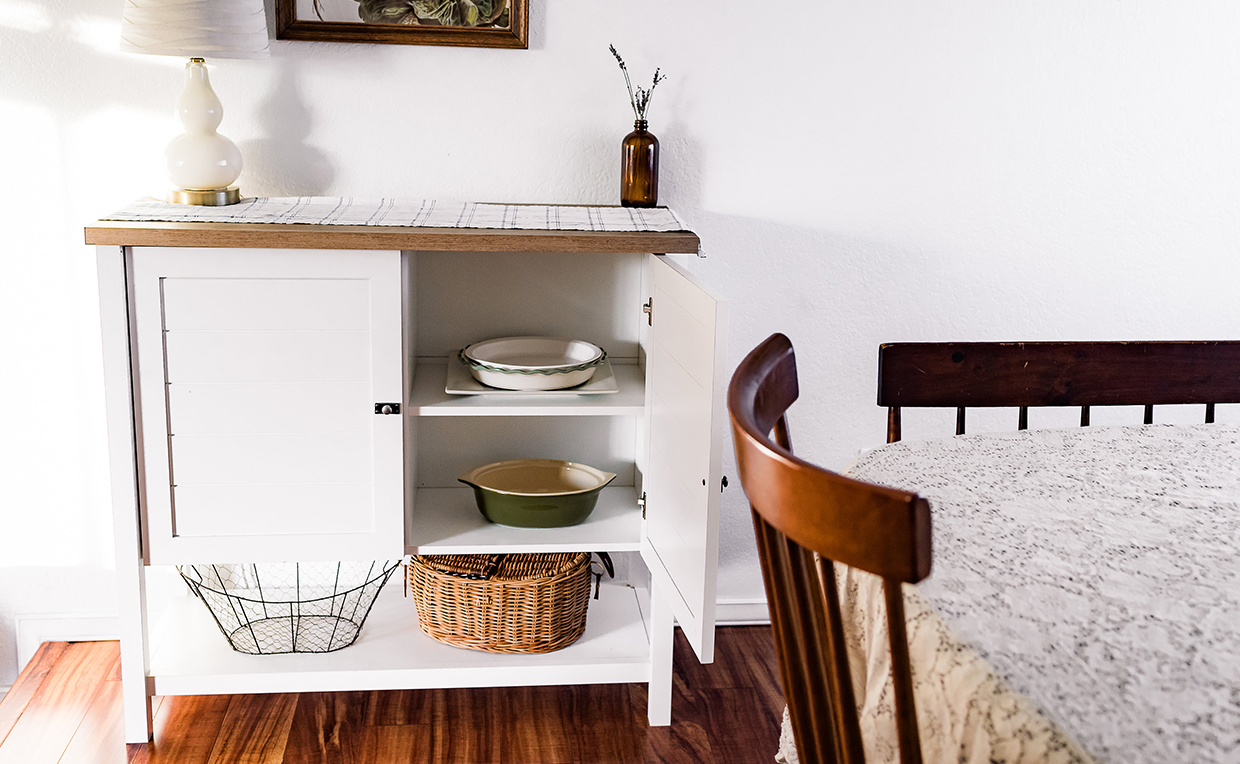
[375, 403, 401, 415]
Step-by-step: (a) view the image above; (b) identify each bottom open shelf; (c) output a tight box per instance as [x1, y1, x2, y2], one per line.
[148, 579, 652, 696]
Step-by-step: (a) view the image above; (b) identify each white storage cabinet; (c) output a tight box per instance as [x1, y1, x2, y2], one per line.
[89, 221, 728, 745]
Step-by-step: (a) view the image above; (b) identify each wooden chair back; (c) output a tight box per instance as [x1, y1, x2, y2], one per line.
[879, 341, 1240, 442]
[729, 333, 932, 764]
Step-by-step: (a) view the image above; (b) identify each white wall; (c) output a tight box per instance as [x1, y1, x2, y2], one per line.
[3, 0, 1240, 685]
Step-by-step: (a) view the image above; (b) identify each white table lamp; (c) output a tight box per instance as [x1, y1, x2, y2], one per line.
[121, 0, 269, 205]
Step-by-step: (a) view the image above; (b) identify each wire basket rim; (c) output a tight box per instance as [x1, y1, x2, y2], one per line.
[178, 560, 402, 606]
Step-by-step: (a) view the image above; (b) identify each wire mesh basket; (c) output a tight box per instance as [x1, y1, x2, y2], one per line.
[179, 560, 401, 655]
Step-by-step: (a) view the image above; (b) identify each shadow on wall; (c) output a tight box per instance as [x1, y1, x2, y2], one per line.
[630, 115, 912, 597]
[654, 118, 703, 214]
[526, 0, 546, 51]
[636, 134, 930, 598]
[665, 211, 936, 602]
[238, 61, 337, 196]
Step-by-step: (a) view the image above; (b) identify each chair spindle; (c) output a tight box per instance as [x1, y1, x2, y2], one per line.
[775, 416, 793, 451]
[754, 514, 839, 764]
[883, 580, 924, 764]
[887, 407, 902, 444]
[813, 554, 865, 763]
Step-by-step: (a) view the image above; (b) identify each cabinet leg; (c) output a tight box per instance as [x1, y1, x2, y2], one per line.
[118, 564, 153, 743]
[121, 671, 153, 744]
[646, 581, 674, 726]
[99, 244, 155, 743]
[116, 541, 153, 743]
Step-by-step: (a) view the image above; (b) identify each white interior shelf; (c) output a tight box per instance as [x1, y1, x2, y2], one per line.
[149, 581, 652, 697]
[405, 486, 643, 554]
[408, 358, 646, 417]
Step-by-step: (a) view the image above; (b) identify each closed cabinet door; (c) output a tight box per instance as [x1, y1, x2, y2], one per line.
[641, 255, 729, 663]
[131, 248, 403, 564]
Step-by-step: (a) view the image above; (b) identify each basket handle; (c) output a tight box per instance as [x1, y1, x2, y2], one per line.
[591, 552, 614, 599]
[433, 554, 505, 581]
[482, 554, 505, 580]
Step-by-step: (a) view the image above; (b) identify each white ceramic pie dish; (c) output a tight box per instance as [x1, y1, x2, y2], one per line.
[459, 337, 607, 391]
[445, 352, 620, 395]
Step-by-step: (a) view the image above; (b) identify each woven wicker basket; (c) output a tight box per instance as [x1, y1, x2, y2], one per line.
[408, 552, 592, 654]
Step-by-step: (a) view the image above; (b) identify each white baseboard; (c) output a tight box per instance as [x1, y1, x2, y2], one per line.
[715, 598, 770, 626]
[15, 614, 120, 675]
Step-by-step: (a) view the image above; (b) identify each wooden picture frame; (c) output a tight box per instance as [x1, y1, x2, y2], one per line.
[275, 0, 528, 48]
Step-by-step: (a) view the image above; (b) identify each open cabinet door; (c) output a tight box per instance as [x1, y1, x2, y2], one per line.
[641, 255, 729, 663]
[131, 247, 404, 564]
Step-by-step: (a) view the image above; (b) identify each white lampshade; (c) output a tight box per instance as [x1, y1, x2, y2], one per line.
[120, 0, 269, 60]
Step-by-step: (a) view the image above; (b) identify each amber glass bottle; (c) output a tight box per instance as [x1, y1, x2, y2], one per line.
[620, 120, 659, 207]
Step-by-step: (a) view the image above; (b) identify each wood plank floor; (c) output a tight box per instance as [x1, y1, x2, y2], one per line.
[0, 627, 783, 764]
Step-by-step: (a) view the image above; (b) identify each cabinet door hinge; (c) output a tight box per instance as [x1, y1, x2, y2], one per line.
[642, 298, 653, 327]
[638, 491, 647, 519]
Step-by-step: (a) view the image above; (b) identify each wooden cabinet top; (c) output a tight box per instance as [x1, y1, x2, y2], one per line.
[85, 220, 702, 254]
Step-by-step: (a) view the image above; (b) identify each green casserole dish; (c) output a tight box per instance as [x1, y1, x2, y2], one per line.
[458, 459, 617, 528]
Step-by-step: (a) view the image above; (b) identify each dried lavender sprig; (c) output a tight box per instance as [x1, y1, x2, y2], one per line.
[631, 66, 665, 119]
[638, 67, 665, 119]
[610, 46, 667, 121]
[609, 45, 641, 121]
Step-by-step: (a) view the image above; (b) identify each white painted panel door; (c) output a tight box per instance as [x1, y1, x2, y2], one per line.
[640, 255, 728, 663]
[131, 248, 403, 564]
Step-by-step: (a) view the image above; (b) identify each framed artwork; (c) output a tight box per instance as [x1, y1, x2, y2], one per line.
[275, 0, 528, 48]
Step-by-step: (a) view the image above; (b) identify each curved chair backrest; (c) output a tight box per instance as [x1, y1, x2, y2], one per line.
[729, 333, 931, 764]
[879, 341, 1240, 442]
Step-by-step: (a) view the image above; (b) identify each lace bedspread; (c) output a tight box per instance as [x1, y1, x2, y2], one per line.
[776, 423, 1240, 763]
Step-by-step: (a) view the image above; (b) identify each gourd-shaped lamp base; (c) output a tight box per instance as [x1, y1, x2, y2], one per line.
[165, 58, 242, 206]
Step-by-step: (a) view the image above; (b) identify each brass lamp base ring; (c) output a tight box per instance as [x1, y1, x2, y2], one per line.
[167, 187, 242, 206]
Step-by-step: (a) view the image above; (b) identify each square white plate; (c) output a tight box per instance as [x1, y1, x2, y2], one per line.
[445, 353, 620, 395]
